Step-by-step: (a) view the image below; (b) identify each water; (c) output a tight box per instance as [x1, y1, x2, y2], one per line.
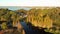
[20, 21, 33, 34]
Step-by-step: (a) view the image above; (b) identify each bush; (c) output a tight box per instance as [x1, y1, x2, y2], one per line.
[1, 23, 7, 30]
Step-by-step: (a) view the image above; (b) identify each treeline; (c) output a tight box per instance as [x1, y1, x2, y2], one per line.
[26, 7, 60, 28]
[0, 7, 60, 28]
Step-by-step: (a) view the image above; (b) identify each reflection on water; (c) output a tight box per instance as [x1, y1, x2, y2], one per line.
[20, 21, 32, 34]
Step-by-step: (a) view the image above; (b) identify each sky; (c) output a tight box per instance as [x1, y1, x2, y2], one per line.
[0, 0, 60, 6]
[0, 0, 60, 10]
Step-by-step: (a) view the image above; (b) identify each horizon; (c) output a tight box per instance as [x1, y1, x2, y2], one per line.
[0, 6, 32, 10]
[0, 6, 57, 10]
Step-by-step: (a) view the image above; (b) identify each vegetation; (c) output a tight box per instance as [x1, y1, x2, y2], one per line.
[0, 7, 60, 34]
[1, 22, 7, 30]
